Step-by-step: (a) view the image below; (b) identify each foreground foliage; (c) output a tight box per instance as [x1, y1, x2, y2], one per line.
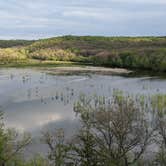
[0, 112, 31, 166]
[0, 93, 166, 165]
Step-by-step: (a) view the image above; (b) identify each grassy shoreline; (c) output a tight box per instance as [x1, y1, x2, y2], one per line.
[1, 60, 166, 77]
[0, 60, 132, 76]
[0, 60, 89, 68]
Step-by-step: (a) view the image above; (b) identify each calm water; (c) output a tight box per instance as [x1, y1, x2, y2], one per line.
[0, 68, 166, 156]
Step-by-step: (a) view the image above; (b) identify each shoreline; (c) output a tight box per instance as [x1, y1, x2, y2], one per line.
[42, 66, 132, 75]
[0, 60, 132, 75]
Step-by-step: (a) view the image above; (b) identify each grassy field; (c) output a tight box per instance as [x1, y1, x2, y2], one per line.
[0, 36, 166, 72]
[0, 59, 88, 68]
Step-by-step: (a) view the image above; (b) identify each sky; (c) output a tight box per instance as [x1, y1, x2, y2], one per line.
[0, 0, 166, 39]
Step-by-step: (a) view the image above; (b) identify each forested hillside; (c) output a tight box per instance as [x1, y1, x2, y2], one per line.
[0, 36, 166, 72]
[0, 40, 34, 48]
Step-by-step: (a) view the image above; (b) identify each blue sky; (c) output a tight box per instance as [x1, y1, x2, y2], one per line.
[0, 0, 166, 39]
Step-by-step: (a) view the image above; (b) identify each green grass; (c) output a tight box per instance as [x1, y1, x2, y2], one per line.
[0, 59, 89, 68]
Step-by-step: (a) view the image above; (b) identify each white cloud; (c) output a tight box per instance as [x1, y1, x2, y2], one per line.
[0, 0, 165, 39]
[111, 0, 166, 4]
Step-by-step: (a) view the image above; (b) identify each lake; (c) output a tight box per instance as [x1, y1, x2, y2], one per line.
[0, 68, 166, 156]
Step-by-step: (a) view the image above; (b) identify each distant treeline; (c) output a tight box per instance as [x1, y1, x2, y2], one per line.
[0, 36, 166, 72]
[0, 40, 34, 48]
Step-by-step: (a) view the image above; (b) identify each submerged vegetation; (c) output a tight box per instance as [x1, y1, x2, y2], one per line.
[0, 36, 166, 72]
[0, 92, 166, 165]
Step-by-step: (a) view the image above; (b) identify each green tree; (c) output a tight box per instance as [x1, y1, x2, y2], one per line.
[0, 112, 31, 166]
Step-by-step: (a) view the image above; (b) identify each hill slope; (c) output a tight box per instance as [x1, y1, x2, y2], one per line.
[0, 40, 34, 48]
[0, 36, 166, 72]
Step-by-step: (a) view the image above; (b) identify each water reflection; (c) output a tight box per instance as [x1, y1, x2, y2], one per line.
[0, 68, 166, 136]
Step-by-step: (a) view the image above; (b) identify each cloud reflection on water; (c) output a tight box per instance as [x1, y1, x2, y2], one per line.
[0, 68, 166, 137]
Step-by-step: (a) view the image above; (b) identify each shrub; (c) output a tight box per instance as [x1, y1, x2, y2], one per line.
[29, 49, 76, 61]
[0, 48, 27, 63]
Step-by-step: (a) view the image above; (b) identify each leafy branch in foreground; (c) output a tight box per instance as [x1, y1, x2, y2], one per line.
[42, 128, 73, 166]
[0, 112, 31, 166]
